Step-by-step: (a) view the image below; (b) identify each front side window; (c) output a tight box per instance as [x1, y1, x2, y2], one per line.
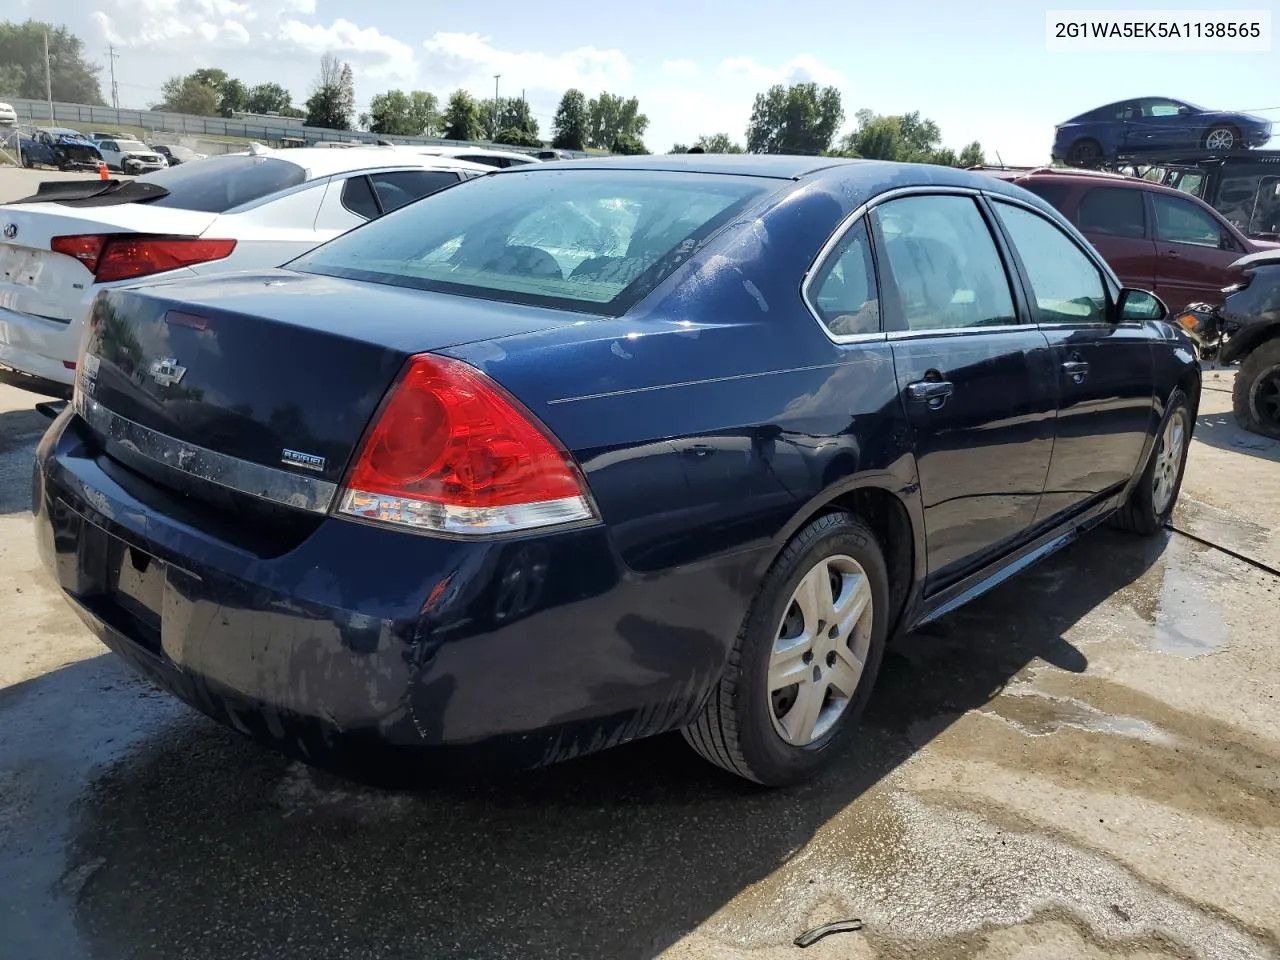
[1077, 187, 1146, 238]
[1152, 194, 1226, 248]
[289, 169, 769, 316]
[993, 201, 1108, 325]
[809, 219, 880, 337]
[872, 194, 1016, 331]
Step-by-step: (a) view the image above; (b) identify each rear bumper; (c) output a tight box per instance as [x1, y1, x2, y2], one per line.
[0, 304, 87, 386]
[33, 409, 753, 769]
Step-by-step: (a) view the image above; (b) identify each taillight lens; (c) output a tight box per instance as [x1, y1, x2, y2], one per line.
[337, 353, 596, 536]
[50, 234, 236, 283]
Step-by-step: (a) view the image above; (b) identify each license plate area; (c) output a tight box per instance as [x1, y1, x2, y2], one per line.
[106, 540, 165, 649]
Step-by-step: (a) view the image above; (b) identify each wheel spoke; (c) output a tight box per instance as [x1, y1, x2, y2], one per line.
[792, 562, 835, 634]
[827, 644, 865, 698]
[833, 572, 872, 636]
[769, 646, 810, 692]
[780, 677, 826, 744]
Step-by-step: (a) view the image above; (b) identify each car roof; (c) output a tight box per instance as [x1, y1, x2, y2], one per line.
[220, 147, 494, 178]
[526, 153, 863, 179]
[414, 146, 539, 161]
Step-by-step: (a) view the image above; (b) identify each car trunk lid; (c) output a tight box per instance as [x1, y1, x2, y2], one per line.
[77, 270, 585, 502]
[0, 201, 217, 323]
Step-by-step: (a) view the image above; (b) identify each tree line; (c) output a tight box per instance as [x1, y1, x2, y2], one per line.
[1, 19, 986, 166]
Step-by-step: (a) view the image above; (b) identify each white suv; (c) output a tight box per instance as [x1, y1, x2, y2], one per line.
[94, 138, 169, 174]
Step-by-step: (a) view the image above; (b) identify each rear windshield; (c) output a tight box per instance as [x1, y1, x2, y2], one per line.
[289, 169, 770, 315]
[135, 155, 307, 213]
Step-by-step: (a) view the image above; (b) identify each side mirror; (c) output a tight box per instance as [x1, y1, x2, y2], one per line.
[1117, 288, 1167, 322]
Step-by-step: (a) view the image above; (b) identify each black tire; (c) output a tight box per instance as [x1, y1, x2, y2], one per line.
[1232, 339, 1280, 440]
[1113, 389, 1192, 535]
[682, 511, 890, 786]
[1066, 138, 1103, 167]
[1203, 124, 1241, 151]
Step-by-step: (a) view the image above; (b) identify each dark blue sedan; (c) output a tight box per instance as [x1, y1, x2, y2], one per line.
[33, 156, 1200, 785]
[1053, 97, 1273, 166]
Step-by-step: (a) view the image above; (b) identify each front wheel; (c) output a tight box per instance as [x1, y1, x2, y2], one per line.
[1203, 125, 1240, 151]
[1113, 390, 1192, 535]
[1066, 138, 1103, 167]
[1232, 339, 1280, 440]
[683, 511, 889, 785]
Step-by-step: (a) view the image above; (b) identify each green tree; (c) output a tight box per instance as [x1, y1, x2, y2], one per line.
[245, 82, 294, 115]
[363, 90, 437, 136]
[668, 142, 689, 154]
[745, 82, 844, 155]
[218, 77, 248, 117]
[157, 74, 221, 115]
[304, 53, 354, 130]
[611, 133, 648, 155]
[0, 20, 105, 104]
[586, 92, 648, 150]
[693, 132, 743, 153]
[839, 108, 984, 167]
[188, 68, 229, 92]
[441, 89, 483, 141]
[551, 88, 588, 151]
[484, 97, 538, 143]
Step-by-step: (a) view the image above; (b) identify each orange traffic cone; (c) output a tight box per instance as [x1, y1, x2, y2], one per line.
[98, 162, 108, 180]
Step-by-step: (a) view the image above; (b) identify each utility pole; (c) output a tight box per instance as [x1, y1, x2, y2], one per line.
[493, 74, 500, 140]
[44, 31, 55, 124]
[107, 45, 121, 110]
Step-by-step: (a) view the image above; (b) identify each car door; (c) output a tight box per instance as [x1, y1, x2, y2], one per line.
[1073, 185, 1157, 291]
[988, 197, 1156, 522]
[1149, 190, 1249, 310]
[872, 191, 1058, 591]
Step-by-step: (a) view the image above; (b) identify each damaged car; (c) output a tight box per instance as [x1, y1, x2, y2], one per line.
[1175, 250, 1280, 438]
[21, 128, 103, 171]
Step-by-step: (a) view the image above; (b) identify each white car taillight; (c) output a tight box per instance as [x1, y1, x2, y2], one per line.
[336, 353, 597, 536]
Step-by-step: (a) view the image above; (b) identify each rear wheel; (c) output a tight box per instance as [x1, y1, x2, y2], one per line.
[1203, 125, 1240, 151]
[1232, 339, 1280, 440]
[683, 511, 889, 785]
[1066, 138, 1103, 167]
[1113, 390, 1192, 535]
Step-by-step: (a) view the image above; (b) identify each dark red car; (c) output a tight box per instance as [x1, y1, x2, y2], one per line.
[979, 168, 1280, 313]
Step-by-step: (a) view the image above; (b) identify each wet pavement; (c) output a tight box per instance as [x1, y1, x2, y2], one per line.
[0, 373, 1278, 960]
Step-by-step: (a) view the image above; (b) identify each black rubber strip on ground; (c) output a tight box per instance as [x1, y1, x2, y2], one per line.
[1167, 523, 1280, 579]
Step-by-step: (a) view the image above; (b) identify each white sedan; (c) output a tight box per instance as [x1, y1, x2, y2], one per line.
[0, 146, 490, 398]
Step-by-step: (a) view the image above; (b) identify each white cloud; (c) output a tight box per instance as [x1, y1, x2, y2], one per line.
[661, 59, 700, 79]
[717, 53, 846, 89]
[277, 17, 417, 82]
[421, 33, 632, 97]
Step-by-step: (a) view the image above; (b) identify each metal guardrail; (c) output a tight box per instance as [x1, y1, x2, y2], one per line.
[1, 96, 586, 157]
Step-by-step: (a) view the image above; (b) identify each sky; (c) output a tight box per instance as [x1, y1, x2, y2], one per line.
[15, 0, 1280, 161]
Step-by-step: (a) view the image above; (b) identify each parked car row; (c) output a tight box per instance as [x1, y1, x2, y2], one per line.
[13, 151, 1202, 786]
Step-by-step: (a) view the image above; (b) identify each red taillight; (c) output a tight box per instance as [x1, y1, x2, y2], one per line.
[50, 234, 236, 283]
[337, 354, 596, 536]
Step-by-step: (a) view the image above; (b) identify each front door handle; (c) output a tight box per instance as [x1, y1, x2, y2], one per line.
[906, 379, 955, 405]
[1062, 360, 1090, 383]
[1165, 249, 1181, 260]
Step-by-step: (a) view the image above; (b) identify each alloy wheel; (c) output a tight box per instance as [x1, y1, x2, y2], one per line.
[1205, 128, 1235, 150]
[1151, 408, 1188, 515]
[767, 554, 874, 747]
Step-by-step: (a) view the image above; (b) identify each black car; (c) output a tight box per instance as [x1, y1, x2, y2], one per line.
[151, 144, 204, 166]
[33, 156, 1199, 786]
[1177, 249, 1280, 438]
[1137, 150, 1280, 242]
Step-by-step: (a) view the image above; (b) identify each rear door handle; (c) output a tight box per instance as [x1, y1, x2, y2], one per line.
[1062, 360, 1090, 382]
[906, 380, 954, 404]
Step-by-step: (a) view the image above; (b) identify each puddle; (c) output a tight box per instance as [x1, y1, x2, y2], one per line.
[699, 789, 1275, 959]
[977, 690, 1174, 745]
[1113, 534, 1231, 659]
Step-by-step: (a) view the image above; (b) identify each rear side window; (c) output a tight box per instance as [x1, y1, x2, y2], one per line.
[289, 169, 769, 316]
[370, 170, 461, 212]
[459, 155, 505, 168]
[137, 155, 307, 213]
[872, 194, 1016, 331]
[1078, 187, 1146, 238]
[809, 219, 880, 337]
[993, 201, 1108, 325]
[1019, 181, 1071, 210]
[341, 176, 379, 219]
